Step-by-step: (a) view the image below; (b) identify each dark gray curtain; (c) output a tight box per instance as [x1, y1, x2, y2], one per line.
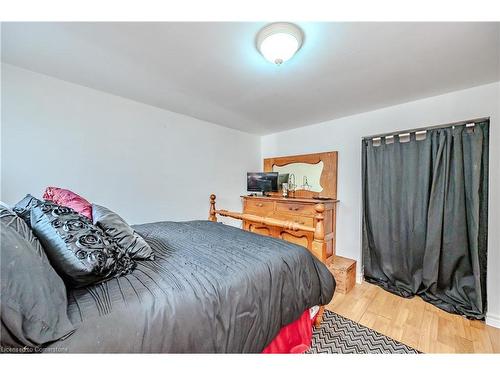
[362, 120, 488, 319]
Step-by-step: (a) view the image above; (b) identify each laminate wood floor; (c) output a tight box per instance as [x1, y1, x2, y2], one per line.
[325, 282, 500, 353]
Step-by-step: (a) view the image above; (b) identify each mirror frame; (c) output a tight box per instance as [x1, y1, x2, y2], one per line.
[263, 151, 338, 199]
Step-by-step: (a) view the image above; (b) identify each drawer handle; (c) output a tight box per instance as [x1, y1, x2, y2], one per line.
[256, 203, 263, 207]
[289, 207, 299, 211]
[295, 220, 305, 225]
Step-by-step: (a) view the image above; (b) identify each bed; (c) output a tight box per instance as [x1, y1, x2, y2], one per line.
[45, 219, 335, 353]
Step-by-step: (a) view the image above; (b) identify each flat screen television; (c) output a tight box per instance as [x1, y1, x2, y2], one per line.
[247, 172, 279, 193]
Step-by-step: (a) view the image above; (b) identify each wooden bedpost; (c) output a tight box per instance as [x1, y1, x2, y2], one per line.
[312, 204, 327, 263]
[312, 203, 327, 327]
[208, 194, 217, 222]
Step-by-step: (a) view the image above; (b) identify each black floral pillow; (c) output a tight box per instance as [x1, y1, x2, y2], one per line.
[30, 200, 135, 287]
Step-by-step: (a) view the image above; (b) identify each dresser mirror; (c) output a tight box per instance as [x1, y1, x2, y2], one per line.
[264, 151, 338, 199]
[272, 161, 324, 192]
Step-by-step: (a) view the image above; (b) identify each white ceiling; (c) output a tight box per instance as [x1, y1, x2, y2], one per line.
[2, 22, 499, 135]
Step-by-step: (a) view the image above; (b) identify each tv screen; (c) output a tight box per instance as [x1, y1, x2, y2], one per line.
[247, 172, 278, 193]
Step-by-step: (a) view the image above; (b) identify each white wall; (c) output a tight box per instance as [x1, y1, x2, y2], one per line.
[1, 64, 261, 225]
[262, 82, 500, 327]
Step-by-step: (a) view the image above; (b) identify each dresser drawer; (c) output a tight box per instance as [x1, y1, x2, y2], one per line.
[244, 199, 274, 213]
[271, 214, 314, 227]
[276, 202, 316, 216]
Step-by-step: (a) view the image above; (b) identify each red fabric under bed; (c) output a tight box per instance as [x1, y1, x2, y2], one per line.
[262, 309, 314, 354]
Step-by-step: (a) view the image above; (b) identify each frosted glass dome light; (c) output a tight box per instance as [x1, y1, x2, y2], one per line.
[256, 23, 304, 65]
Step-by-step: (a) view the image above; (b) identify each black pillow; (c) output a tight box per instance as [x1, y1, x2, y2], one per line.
[0, 222, 75, 347]
[12, 194, 40, 226]
[30, 200, 136, 287]
[92, 204, 154, 260]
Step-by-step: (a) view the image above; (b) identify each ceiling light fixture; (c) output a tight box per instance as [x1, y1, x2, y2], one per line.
[256, 22, 304, 65]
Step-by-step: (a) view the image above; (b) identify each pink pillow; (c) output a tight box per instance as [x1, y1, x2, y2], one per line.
[42, 187, 92, 220]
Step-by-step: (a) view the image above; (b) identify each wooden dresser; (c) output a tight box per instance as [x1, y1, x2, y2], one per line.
[242, 195, 338, 263]
[209, 151, 355, 323]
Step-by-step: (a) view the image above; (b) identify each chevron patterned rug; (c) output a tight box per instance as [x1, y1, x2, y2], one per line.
[307, 310, 420, 354]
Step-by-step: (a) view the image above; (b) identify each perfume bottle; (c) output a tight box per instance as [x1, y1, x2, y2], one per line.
[282, 183, 289, 197]
[288, 174, 296, 198]
[302, 176, 311, 191]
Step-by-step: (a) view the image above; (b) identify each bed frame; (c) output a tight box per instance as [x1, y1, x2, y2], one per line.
[208, 193, 327, 326]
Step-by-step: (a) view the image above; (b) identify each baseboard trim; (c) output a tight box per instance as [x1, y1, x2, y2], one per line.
[486, 313, 500, 328]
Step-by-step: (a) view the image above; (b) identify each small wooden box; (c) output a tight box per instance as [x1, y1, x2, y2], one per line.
[328, 256, 356, 294]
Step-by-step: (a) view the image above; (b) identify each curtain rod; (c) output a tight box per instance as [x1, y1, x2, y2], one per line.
[362, 116, 490, 140]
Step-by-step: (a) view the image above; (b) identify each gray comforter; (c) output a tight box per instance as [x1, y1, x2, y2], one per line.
[46, 221, 335, 353]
